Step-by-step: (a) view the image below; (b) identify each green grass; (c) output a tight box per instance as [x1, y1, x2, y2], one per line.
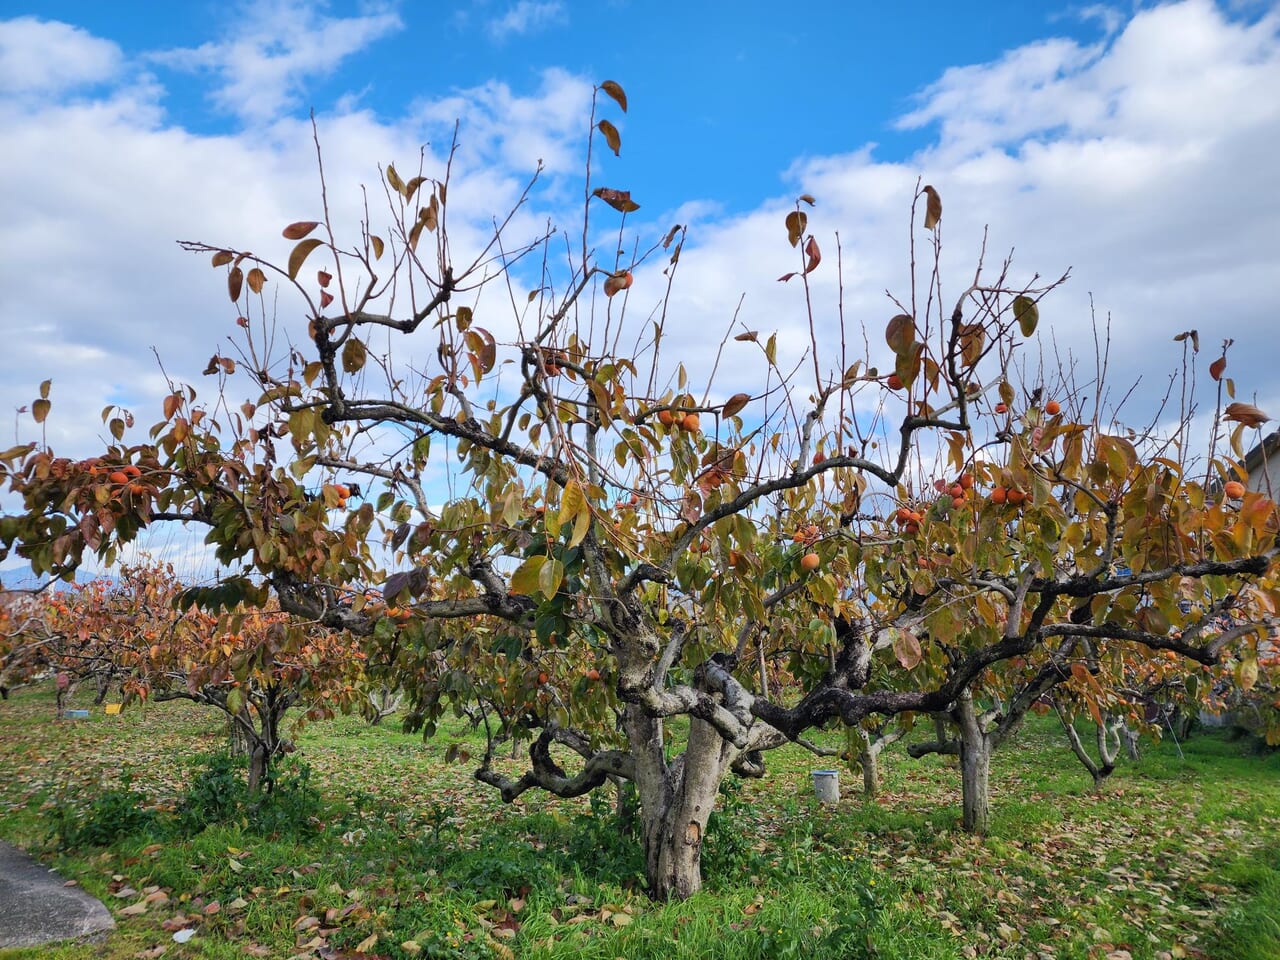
[1, 682, 1278, 960]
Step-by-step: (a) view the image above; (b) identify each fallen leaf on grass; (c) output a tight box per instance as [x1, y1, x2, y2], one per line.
[120, 902, 148, 916]
[133, 946, 166, 959]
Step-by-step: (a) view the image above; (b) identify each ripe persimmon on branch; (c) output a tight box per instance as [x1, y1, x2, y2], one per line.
[2, 80, 1277, 900]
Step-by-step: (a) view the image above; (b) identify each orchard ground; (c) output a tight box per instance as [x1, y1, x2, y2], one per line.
[0, 683, 1278, 960]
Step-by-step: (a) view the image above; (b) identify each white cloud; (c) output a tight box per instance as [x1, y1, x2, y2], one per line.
[488, 1, 566, 41]
[0, 16, 123, 97]
[150, 0, 402, 126]
[659, 0, 1280, 449]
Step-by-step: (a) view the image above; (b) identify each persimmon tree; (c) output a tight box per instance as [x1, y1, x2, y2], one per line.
[3, 82, 1279, 898]
[0, 582, 122, 714]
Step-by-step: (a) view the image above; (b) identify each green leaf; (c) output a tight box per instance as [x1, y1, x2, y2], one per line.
[538, 557, 565, 597]
[509, 555, 547, 596]
[1013, 295, 1039, 337]
[886, 314, 916, 356]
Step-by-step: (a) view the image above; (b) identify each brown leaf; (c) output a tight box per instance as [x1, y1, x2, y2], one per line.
[211, 250, 233, 267]
[1223, 402, 1270, 427]
[288, 239, 325, 280]
[722, 393, 750, 417]
[734, 331, 758, 342]
[785, 210, 807, 248]
[599, 79, 627, 112]
[597, 119, 622, 157]
[893, 630, 923, 670]
[282, 221, 320, 240]
[957, 323, 985, 367]
[227, 266, 243, 303]
[922, 184, 942, 230]
[1209, 356, 1226, 381]
[246, 267, 266, 294]
[592, 187, 640, 213]
[32, 398, 50, 424]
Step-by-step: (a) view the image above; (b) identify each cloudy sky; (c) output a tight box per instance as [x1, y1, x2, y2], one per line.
[2, 0, 1278, 576]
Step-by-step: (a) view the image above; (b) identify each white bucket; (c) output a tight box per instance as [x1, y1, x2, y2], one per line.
[812, 769, 840, 804]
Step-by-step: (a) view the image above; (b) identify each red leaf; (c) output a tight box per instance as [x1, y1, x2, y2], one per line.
[283, 221, 320, 240]
[1209, 357, 1226, 381]
[803, 236, 821, 274]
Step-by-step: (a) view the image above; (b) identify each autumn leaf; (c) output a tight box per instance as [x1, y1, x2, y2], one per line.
[722, 393, 751, 417]
[597, 119, 622, 157]
[1224, 402, 1270, 427]
[282, 221, 320, 240]
[803, 235, 821, 274]
[785, 210, 807, 248]
[922, 184, 942, 230]
[1013, 295, 1039, 337]
[592, 187, 640, 213]
[893, 629, 923, 670]
[288, 239, 325, 280]
[1209, 356, 1226, 381]
[599, 79, 628, 112]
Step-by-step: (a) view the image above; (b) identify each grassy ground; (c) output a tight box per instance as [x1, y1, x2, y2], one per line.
[1, 682, 1277, 960]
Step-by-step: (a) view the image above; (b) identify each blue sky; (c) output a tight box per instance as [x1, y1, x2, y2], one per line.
[17, 1, 1112, 215]
[2, 1, 1279, 577]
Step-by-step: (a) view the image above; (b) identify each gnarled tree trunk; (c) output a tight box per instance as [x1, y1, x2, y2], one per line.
[626, 708, 738, 899]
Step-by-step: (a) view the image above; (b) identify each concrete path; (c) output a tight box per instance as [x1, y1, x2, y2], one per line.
[0, 842, 114, 949]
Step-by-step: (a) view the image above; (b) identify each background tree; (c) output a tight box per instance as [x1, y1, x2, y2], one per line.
[2, 82, 1278, 898]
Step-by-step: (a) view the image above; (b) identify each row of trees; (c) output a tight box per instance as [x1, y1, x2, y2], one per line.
[2, 81, 1277, 898]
